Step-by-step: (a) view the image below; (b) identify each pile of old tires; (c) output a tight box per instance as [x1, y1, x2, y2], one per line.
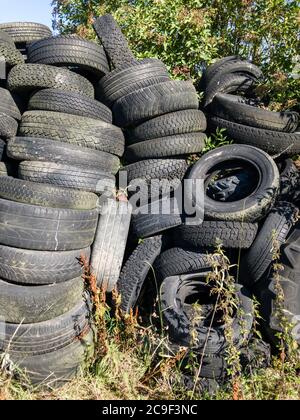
[0, 15, 299, 392]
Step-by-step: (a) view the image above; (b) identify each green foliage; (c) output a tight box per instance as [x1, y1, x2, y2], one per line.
[52, 0, 300, 109]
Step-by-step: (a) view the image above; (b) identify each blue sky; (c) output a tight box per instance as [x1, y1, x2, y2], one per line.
[0, 0, 53, 29]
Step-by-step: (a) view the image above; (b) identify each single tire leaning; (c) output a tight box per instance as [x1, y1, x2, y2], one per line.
[19, 161, 116, 194]
[126, 109, 207, 144]
[131, 198, 183, 240]
[93, 14, 136, 69]
[28, 89, 112, 123]
[7, 137, 120, 174]
[240, 202, 299, 286]
[19, 111, 125, 156]
[206, 59, 262, 88]
[199, 56, 239, 90]
[0, 276, 84, 324]
[0, 88, 22, 120]
[0, 176, 98, 210]
[0, 44, 25, 67]
[90, 199, 132, 292]
[125, 133, 206, 163]
[0, 245, 89, 285]
[0, 113, 18, 139]
[211, 93, 299, 132]
[186, 144, 280, 222]
[204, 73, 257, 107]
[113, 80, 199, 128]
[0, 199, 98, 251]
[0, 22, 52, 43]
[97, 59, 170, 106]
[160, 273, 254, 351]
[117, 236, 163, 313]
[28, 35, 109, 78]
[209, 116, 300, 156]
[8, 64, 94, 98]
[177, 221, 258, 249]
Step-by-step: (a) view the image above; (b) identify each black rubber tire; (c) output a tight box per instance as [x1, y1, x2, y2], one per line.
[113, 80, 199, 128]
[206, 58, 262, 88]
[240, 202, 299, 286]
[177, 221, 258, 249]
[0, 29, 15, 47]
[0, 175, 98, 210]
[19, 161, 115, 194]
[117, 236, 163, 313]
[154, 247, 220, 280]
[0, 276, 84, 324]
[0, 199, 98, 251]
[0, 138, 5, 160]
[0, 44, 24, 67]
[209, 116, 300, 156]
[8, 64, 94, 98]
[28, 35, 109, 78]
[199, 56, 239, 89]
[160, 274, 254, 351]
[204, 73, 257, 107]
[90, 199, 132, 292]
[19, 111, 125, 156]
[278, 159, 300, 201]
[126, 109, 207, 144]
[0, 88, 22, 120]
[0, 300, 90, 355]
[186, 144, 280, 222]
[28, 89, 112, 123]
[131, 198, 183, 239]
[0, 22, 52, 43]
[7, 137, 120, 174]
[123, 158, 188, 196]
[0, 245, 89, 285]
[125, 133, 206, 163]
[97, 59, 169, 106]
[211, 93, 299, 133]
[0, 112, 18, 139]
[255, 222, 300, 346]
[93, 14, 136, 69]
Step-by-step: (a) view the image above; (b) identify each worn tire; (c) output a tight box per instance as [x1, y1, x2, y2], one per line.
[126, 109, 207, 144]
[240, 203, 299, 286]
[19, 161, 115, 194]
[160, 274, 253, 352]
[0, 44, 24, 67]
[90, 199, 132, 292]
[125, 133, 206, 163]
[8, 64, 94, 97]
[0, 245, 89, 285]
[19, 111, 125, 156]
[113, 80, 199, 127]
[28, 35, 109, 78]
[28, 89, 112, 123]
[0, 22, 52, 43]
[0, 199, 98, 251]
[0, 113, 18, 139]
[0, 276, 84, 324]
[7, 137, 120, 174]
[199, 56, 239, 89]
[0, 175, 98, 209]
[204, 73, 257, 107]
[186, 144, 280, 222]
[209, 116, 300, 156]
[0, 88, 22, 120]
[177, 221, 258, 249]
[97, 59, 169, 106]
[211, 93, 299, 132]
[117, 236, 163, 313]
[0, 30, 15, 47]
[93, 14, 136, 69]
[206, 58, 262, 87]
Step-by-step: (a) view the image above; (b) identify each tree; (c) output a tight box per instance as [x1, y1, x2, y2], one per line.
[52, 0, 299, 109]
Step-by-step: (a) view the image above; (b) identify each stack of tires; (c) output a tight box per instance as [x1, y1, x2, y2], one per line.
[0, 23, 127, 386]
